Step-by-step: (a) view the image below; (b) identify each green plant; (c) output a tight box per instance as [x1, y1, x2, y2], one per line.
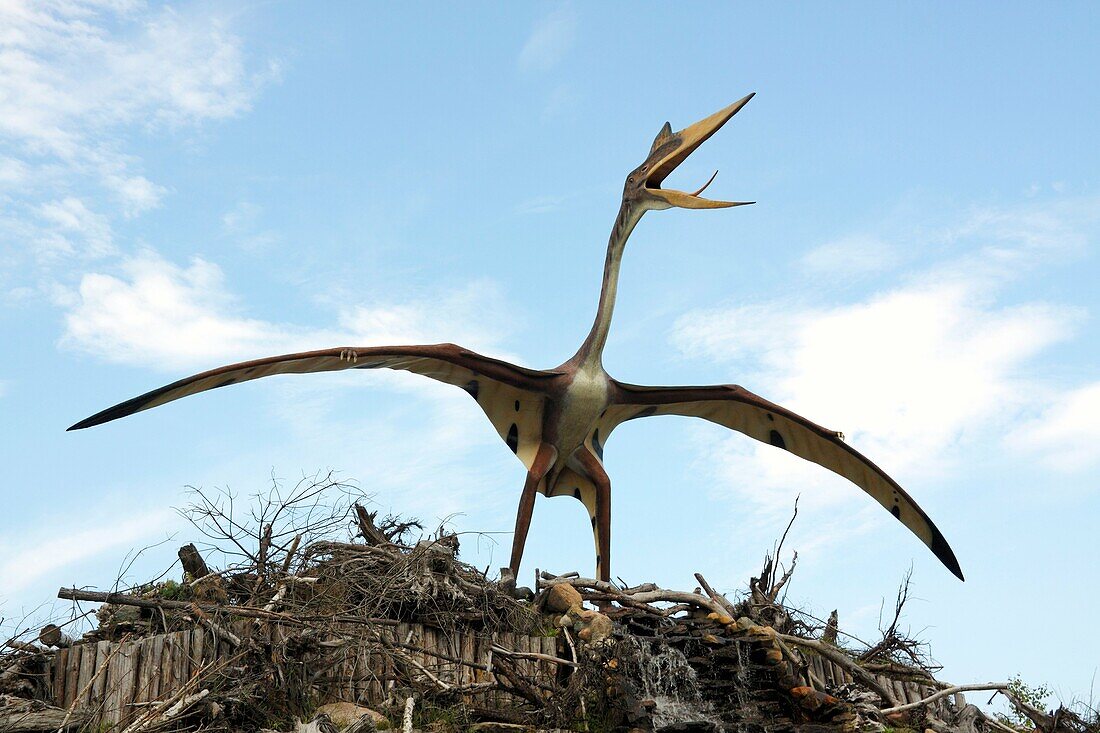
[996, 674, 1052, 730]
[158, 579, 185, 600]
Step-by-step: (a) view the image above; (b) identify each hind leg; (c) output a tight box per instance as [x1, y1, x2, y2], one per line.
[508, 442, 557, 579]
[575, 449, 611, 582]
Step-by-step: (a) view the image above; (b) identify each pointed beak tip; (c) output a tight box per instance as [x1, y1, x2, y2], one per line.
[729, 92, 755, 111]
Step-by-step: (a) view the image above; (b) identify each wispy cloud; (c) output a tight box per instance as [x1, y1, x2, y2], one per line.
[514, 194, 571, 215]
[672, 197, 1097, 524]
[0, 0, 274, 294]
[60, 252, 298, 370]
[35, 197, 116, 259]
[800, 234, 903, 278]
[1007, 381, 1100, 473]
[518, 5, 576, 72]
[59, 250, 522, 372]
[221, 201, 279, 251]
[0, 506, 176, 597]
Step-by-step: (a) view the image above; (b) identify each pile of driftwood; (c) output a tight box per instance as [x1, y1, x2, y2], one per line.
[1, 476, 1095, 732]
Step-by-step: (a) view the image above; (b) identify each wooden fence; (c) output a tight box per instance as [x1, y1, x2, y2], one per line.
[48, 623, 961, 730]
[48, 623, 559, 730]
[799, 651, 965, 711]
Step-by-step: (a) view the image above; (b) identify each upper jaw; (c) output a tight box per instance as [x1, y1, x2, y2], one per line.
[642, 93, 756, 210]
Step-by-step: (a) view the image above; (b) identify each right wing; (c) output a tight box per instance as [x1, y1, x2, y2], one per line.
[68, 344, 559, 472]
[600, 380, 963, 580]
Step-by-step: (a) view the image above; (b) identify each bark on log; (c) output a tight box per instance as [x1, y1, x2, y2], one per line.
[776, 633, 900, 707]
[178, 544, 210, 579]
[821, 610, 839, 645]
[56, 587, 398, 627]
[353, 504, 390, 546]
[38, 624, 73, 648]
[880, 682, 1009, 715]
[0, 694, 89, 731]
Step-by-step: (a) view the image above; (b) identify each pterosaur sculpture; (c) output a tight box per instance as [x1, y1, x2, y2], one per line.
[70, 94, 963, 582]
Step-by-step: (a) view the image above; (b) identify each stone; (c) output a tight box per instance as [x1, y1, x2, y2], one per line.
[576, 610, 613, 644]
[314, 702, 390, 730]
[559, 604, 614, 644]
[789, 686, 839, 711]
[761, 647, 784, 665]
[545, 583, 582, 613]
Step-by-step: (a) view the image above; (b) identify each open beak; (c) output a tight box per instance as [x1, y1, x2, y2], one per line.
[645, 93, 755, 209]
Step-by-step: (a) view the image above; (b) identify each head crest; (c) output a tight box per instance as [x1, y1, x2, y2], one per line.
[649, 121, 673, 154]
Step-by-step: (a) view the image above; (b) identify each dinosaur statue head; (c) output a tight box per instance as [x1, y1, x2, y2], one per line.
[623, 93, 755, 211]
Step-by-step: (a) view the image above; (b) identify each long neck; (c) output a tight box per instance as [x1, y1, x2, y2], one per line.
[572, 202, 644, 370]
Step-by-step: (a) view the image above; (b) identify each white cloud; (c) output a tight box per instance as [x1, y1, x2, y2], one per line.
[35, 197, 115, 258]
[337, 280, 516, 354]
[0, 0, 271, 285]
[221, 201, 279, 251]
[672, 199, 1096, 521]
[1007, 382, 1100, 473]
[105, 173, 166, 216]
[222, 201, 263, 232]
[0, 2, 264, 153]
[518, 5, 575, 72]
[60, 251, 521, 372]
[800, 234, 902, 278]
[0, 506, 175, 596]
[61, 252, 301, 370]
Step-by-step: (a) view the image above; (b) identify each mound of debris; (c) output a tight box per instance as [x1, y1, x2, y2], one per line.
[1, 477, 1093, 733]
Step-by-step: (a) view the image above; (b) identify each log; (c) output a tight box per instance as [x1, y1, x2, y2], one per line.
[881, 682, 1009, 715]
[353, 504, 391, 546]
[0, 694, 90, 731]
[62, 642, 81, 708]
[178, 544, 211, 580]
[57, 587, 398, 627]
[777, 633, 899, 706]
[821, 610, 839, 645]
[38, 624, 73, 649]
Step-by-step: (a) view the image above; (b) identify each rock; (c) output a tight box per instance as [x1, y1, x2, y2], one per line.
[314, 702, 390, 730]
[577, 611, 613, 644]
[734, 616, 756, 631]
[761, 647, 784, 665]
[546, 583, 582, 613]
[789, 686, 839, 711]
[558, 604, 613, 644]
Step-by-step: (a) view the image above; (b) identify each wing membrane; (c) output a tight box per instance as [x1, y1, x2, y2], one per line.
[607, 381, 963, 580]
[69, 344, 557, 471]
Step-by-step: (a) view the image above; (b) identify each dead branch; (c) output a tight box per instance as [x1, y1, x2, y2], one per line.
[881, 682, 1009, 714]
[776, 633, 899, 707]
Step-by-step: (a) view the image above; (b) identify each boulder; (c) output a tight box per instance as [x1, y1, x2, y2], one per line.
[558, 605, 613, 644]
[545, 583, 583, 614]
[314, 702, 390, 730]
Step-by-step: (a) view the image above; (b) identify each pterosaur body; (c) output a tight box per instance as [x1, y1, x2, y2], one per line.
[70, 95, 963, 582]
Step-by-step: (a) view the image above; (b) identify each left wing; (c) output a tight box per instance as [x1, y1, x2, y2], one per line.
[598, 381, 963, 580]
[68, 344, 560, 473]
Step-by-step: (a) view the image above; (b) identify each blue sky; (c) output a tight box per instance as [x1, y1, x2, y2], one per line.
[1, 0, 1098, 708]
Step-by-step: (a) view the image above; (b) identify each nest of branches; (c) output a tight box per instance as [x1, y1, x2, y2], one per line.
[5, 483, 1096, 733]
[71, 474, 538, 642]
